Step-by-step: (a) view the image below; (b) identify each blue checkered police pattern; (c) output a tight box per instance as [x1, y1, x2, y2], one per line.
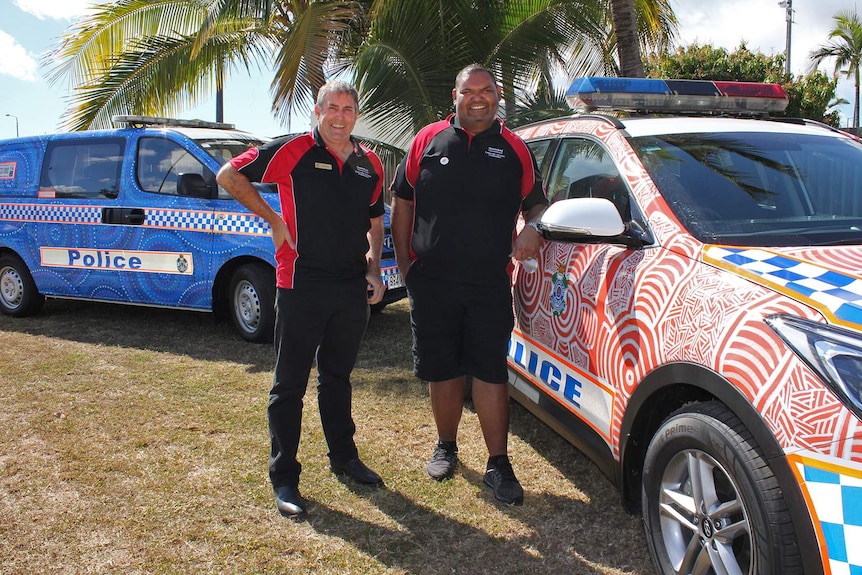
[797, 460, 862, 575]
[706, 246, 862, 328]
[145, 209, 269, 235]
[146, 209, 213, 231]
[0, 203, 101, 224]
[212, 212, 271, 235]
[0, 203, 270, 236]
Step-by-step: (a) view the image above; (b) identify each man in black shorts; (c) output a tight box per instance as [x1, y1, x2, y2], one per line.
[390, 64, 547, 505]
[217, 80, 386, 519]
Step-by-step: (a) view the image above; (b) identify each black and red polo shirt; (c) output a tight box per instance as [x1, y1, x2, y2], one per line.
[229, 128, 384, 288]
[391, 115, 546, 286]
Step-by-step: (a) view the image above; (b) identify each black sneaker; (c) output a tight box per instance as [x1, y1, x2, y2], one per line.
[484, 455, 524, 505]
[426, 440, 458, 481]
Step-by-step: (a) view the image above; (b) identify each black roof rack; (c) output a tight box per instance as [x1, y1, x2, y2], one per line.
[768, 116, 850, 135]
[112, 115, 235, 130]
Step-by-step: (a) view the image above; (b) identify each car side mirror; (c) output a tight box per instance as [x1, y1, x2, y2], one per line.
[541, 197, 625, 236]
[177, 173, 213, 198]
[538, 197, 647, 247]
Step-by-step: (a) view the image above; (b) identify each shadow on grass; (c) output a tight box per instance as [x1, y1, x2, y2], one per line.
[305, 467, 649, 575]
[0, 297, 413, 376]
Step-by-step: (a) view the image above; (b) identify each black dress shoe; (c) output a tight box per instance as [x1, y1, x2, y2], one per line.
[274, 485, 307, 518]
[330, 458, 384, 486]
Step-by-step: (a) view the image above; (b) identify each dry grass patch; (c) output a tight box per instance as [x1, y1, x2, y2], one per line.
[0, 298, 652, 574]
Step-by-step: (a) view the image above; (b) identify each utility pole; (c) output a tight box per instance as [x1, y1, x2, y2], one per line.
[778, 0, 794, 75]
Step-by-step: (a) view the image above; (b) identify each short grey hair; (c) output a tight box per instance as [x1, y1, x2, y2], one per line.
[316, 80, 360, 109]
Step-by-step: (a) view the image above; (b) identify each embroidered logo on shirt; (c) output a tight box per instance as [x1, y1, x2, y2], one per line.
[315, 162, 333, 170]
[486, 147, 505, 160]
[355, 166, 372, 179]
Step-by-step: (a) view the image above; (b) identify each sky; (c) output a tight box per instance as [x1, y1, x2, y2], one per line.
[0, 0, 857, 141]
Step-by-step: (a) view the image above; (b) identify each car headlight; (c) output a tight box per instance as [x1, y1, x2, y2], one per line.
[766, 314, 862, 421]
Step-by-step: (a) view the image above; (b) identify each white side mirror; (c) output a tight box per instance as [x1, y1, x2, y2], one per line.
[541, 197, 625, 237]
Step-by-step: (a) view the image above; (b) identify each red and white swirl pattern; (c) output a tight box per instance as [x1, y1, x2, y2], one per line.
[512, 121, 862, 465]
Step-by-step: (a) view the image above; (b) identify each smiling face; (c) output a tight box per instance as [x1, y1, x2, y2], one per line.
[453, 68, 502, 135]
[314, 90, 358, 153]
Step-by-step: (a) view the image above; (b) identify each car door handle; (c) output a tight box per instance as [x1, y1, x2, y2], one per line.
[102, 208, 145, 225]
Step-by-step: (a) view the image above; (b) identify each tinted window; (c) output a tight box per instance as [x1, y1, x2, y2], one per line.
[525, 138, 555, 178]
[137, 137, 213, 196]
[41, 138, 124, 199]
[195, 138, 263, 164]
[545, 137, 631, 220]
[632, 132, 862, 246]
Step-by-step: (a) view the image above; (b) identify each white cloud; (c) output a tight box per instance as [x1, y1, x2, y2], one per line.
[0, 30, 38, 81]
[14, 0, 91, 20]
[675, 0, 857, 75]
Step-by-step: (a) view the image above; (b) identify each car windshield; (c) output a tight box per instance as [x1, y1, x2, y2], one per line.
[631, 130, 862, 247]
[194, 137, 265, 165]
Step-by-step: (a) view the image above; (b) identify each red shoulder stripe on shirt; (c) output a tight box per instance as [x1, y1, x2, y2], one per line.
[405, 120, 451, 188]
[500, 127, 537, 199]
[359, 142, 385, 206]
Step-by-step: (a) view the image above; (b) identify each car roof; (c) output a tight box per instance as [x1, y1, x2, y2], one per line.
[616, 115, 849, 139]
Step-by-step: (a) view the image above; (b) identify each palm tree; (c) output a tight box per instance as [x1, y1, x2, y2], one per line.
[46, 0, 676, 135]
[609, 0, 644, 77]
[351, 0, 602, 142]
[810, 9, 862, 129]
[352, 0, 676, 142]
[45, 0, 366, 131]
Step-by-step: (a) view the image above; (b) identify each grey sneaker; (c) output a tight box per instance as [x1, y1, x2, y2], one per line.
[484, 455, 524, 505]
[426, 440, 458, 481]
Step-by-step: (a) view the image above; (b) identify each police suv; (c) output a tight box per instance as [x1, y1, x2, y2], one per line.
[0, 116, 404, 342]
[511, 78, 862, 574]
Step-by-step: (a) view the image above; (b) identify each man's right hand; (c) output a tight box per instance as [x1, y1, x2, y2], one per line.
[270, 218, 295, 250]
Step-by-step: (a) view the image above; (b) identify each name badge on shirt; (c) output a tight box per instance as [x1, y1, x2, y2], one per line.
[315, 162, 333, 170]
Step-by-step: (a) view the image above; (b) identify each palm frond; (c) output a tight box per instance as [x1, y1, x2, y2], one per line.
[62, 21, 272, 131]
[44, 0, 206, 89]
[268, 1, 364, 125]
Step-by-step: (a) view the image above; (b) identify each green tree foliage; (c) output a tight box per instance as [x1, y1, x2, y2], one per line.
[645, 43, 840, 126]
[46, 0, 678, 136]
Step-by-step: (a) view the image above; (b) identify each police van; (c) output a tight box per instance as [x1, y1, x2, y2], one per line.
[0, 116, 404, 342]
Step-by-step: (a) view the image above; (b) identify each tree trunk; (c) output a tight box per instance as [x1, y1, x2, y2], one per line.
[609, 0, 645, 78]
[854, 67, 860, 129]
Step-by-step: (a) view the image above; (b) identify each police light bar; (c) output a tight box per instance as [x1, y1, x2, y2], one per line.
[565, 77, 789, 114]
[112, 115, 236, 130]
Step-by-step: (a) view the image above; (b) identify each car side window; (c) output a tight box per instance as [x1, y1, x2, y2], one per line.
[41, 138, 124, 199]
[137, 137, 213, 196]
[525, 138, 555, 178]
[546, 137, 631, 221]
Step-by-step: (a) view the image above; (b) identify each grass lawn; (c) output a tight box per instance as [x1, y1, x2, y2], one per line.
[0, 298, 653, 574]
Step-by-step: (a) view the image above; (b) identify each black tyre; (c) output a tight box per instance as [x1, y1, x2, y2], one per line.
[228, 264, 275, 343]
[642, 401, 802, 575]
[0, 254, 45, 317]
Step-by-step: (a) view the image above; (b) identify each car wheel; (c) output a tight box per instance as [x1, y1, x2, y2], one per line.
[642, 401, 802, 575]
[229, 264, 275, 343]
[0, 254, 45, 317]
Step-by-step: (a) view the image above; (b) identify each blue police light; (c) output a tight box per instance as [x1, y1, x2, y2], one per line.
[565, 77, 789, 114]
